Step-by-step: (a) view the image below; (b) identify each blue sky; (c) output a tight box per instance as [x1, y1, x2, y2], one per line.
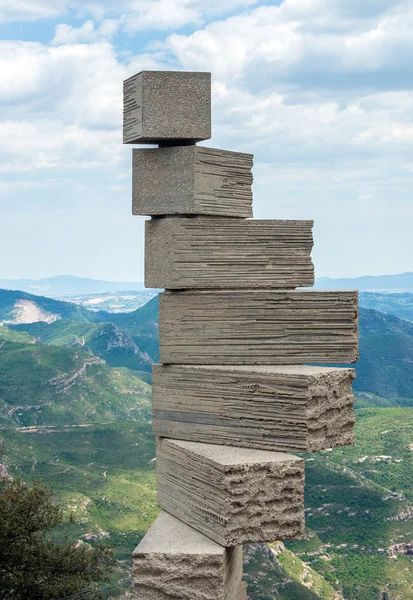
[0, 0, 412, 281]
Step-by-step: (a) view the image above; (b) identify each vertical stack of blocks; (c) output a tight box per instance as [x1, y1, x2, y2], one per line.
[123, 70, 359, 600]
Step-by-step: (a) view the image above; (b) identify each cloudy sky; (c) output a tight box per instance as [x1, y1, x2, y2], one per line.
[1, 0, 412, 282]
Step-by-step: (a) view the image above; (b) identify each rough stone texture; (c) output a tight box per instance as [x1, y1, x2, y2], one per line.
[133, 146, 253, 217]
[132, 511, 243, 600]
[238, 581, 248, 600]
[159, 290, 359, 365]
[157, 438, 305, 547]
[123, 71, 211, 144]
[152, 365, 356, 452]
[145, 218, 314, 289]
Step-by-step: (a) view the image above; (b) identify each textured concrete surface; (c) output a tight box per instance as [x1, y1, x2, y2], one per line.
[132, 511, 243, 600]
[159, 290, 359, 365]
[157, 438, 305, 546]
[133, 146, 253, 216]
[123, 71, 211, 144]
[145, 218, 314, 289]
[238, 581, 248, 600]
[152, 365, 356, 452]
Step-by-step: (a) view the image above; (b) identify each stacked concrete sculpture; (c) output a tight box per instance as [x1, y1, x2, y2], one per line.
[123, 70, 359, 599]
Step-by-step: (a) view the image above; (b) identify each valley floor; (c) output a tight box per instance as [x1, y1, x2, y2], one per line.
[2, 406, 413, 599]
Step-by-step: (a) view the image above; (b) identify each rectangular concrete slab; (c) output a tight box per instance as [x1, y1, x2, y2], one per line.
[132, 511, 243, 600]
[157, 439, 305, 547]
[133, 146, 253, 217]
[145, 218, 314, 289]
[159, 290, 359, 365]
[123, 71, 211, 144]
[152, 365, 356, 452]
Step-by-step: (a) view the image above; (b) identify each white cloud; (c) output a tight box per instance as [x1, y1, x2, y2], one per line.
[0, 41, 158, 127]
[156, 0, 413, 169]
[123, 0, 260, 31]
[52, 20, 119, 45]
[0, 40, 160, 173]
[0, 120, 124, 172]
[0, 0, 67, 22]
[164, 1, 413, 90]
[0, 0, 259, 27]
[0, 0, 412, 279]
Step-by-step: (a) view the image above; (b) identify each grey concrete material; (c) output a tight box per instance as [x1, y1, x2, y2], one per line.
[238, 581, 248, 600]
[123, 71, 211, 144]
[152, 365, 356, 452]
[145, 218, 314, 289]
[132, 511, 243, 600]
[158, 290, 359, 365]
[133, 146, 253, 217]
[157, 438, 305, 547]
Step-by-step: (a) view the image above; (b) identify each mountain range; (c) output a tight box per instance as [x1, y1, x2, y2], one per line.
[315, 271, 413, 292]
[1, 271, 413, 298]
[4, 287, 412, 400]
[0, 275, 145, 297]
[1, 287, 413, 599]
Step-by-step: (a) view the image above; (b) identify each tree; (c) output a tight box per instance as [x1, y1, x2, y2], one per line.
[0, 478, 116, 600]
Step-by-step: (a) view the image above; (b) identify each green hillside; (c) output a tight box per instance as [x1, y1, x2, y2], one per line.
[2, 295, 413, 599]
[3, 394, 413, 599]
[355, 391, 413, 409]
[0, 288, 109, 323]
[284, 407, 413, 600]
[355, 308, 413, 398]
[109, 296, 159, 363]
[0, 326, 151, 427]
[8, 292, 413, 400]
[360, 292, 413, 322]
[110, 301, 413, 399]
[244, 543, 337, 600]
[12, 319, 152, 372]
[0, 288, 159, 367]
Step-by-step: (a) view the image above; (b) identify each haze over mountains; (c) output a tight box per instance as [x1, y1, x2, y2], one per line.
[314, 271, 413, 292]
[0, 275, 145, 297]
[1, 271, 413, 298]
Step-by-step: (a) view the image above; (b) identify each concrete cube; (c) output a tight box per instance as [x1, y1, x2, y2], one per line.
[157, 439, 305, 547]
[132, 511, 243, 600]
[145, 218, 314, 289]
[123, 71, 211, 144]
[133, 146, 253, 217]
[159, 290, 359, 365]
[152, 365, 356, 452]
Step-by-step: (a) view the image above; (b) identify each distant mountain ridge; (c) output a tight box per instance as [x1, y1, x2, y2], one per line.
[359, 292, 413, 322]
[0, 288, 110, 323]
[0, 275, 145, 297]
[1, 287, 412, 398]
[315, 271, 413, 291]
[2, 271, 412, 297]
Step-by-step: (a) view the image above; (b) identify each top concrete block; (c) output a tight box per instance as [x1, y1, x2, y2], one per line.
[123, 71, 211, 144]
